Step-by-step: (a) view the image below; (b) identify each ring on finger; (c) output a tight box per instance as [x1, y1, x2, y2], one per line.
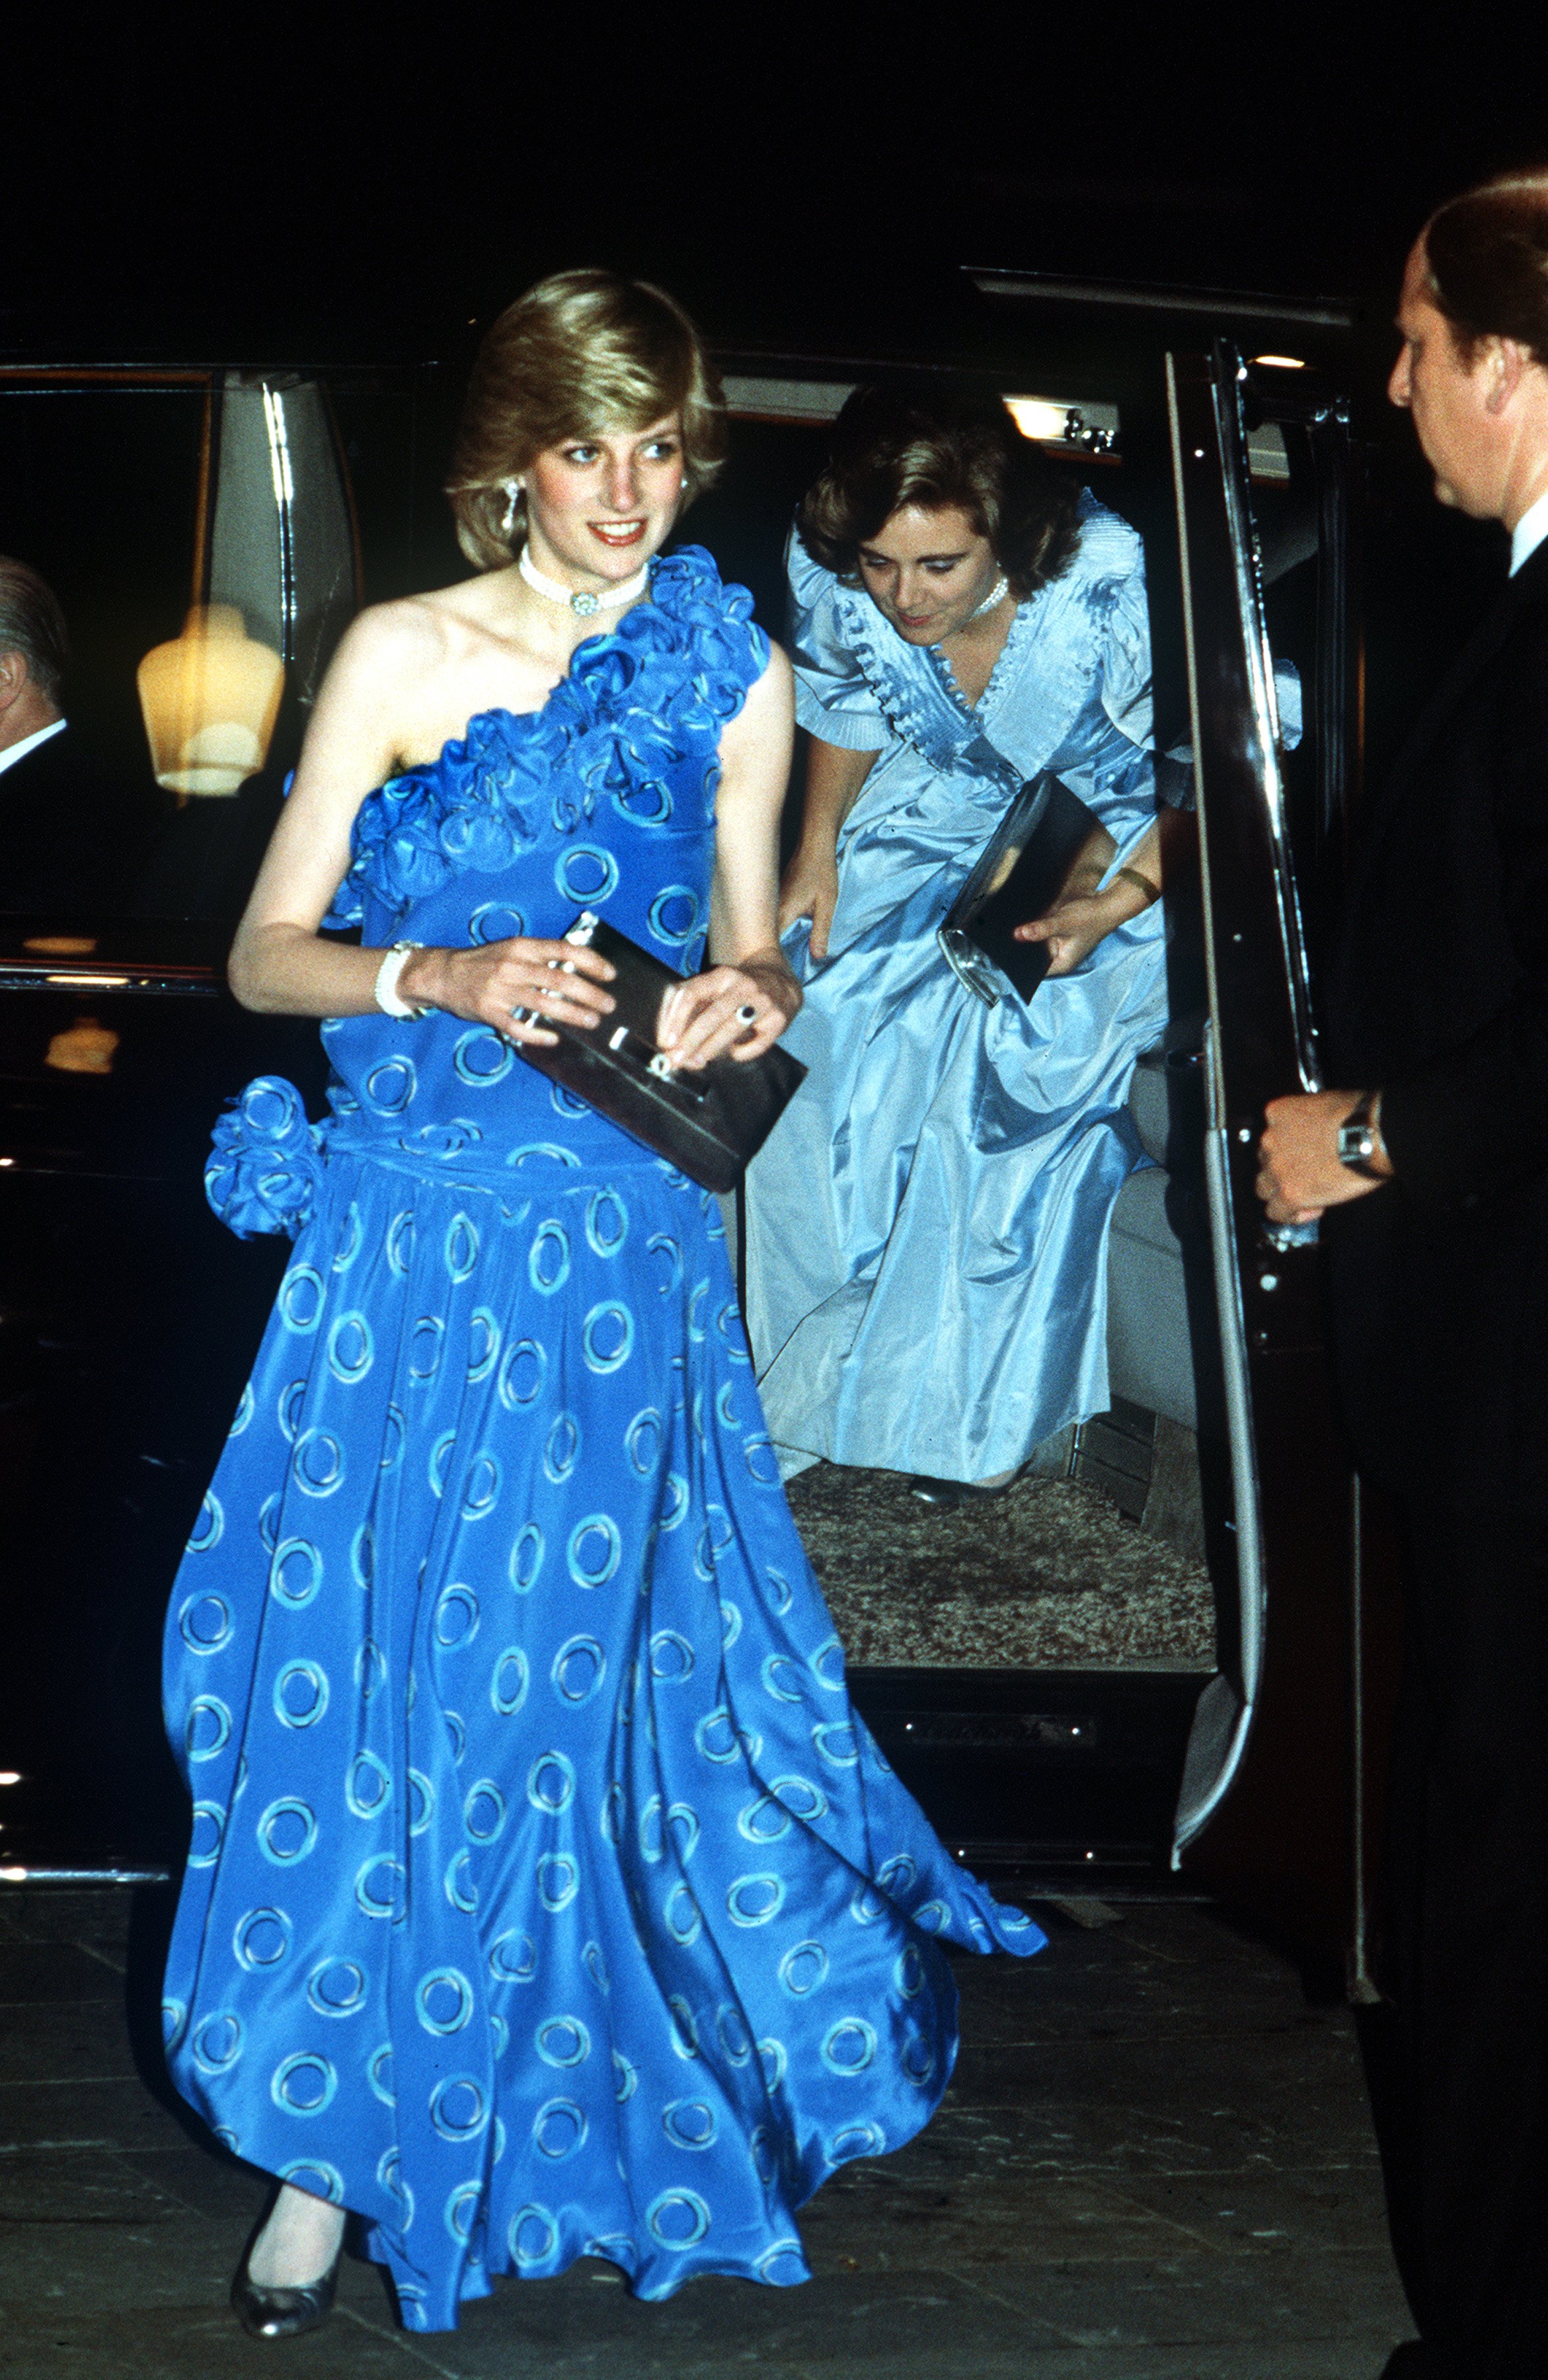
[736, 1002, 757, 1024]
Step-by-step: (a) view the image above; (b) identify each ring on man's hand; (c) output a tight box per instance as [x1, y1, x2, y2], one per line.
[736, 1003, 757, 1023]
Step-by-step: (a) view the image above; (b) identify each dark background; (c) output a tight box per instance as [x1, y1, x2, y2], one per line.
[11, 7, 1548, 756]
[7, 13, 1546, 383]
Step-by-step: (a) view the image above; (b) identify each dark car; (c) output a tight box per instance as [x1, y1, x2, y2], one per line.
[0, 288, 1385, 1985]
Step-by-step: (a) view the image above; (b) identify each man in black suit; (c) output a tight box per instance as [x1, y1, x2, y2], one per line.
[1258, 173, 1548, 2380]
[0, 553, 138, 914]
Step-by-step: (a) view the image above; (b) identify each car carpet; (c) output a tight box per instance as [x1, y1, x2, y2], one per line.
[783, 1464, 1216, 1671]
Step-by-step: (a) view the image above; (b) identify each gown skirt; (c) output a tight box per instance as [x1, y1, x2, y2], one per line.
[163, 1123, 1043, 2330]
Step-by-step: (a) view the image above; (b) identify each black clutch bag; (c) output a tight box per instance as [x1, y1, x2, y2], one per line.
[937, 768, 1116, 1007]
[511, 912, 807, 1194]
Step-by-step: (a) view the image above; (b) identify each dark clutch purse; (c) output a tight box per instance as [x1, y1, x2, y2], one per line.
[937, 768, 1116, 1008]
[511, 911, 807, 1194]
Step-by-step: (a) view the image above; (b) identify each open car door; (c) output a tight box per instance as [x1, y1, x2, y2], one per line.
[1165, 342, 1384, 1989]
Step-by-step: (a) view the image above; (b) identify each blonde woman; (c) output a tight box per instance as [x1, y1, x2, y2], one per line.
[160, 272, 1042, 2340]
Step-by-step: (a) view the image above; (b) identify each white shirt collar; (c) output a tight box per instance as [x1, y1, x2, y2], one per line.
[1509, 486, 1548, 576]
[0, 716, 67, 778]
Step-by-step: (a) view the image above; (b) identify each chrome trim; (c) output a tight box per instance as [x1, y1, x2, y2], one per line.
[1212, 357, 1321, 1094]
[0, 1866, 171, 1885]
[1165, 356, 1265, 1859]
[967, 270, 1356, 329]
[0, 965, 219, 996]
[1173, 1100, 1265, 1858]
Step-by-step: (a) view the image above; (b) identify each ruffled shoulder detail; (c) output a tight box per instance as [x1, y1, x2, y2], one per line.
[325, 545, 769, 928]
[1067, 486, 1144, 589]
[206, 1076, 327, 1240]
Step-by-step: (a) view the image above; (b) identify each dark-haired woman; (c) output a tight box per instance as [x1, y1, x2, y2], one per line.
[744, 389, 1169, 1493]
[160, 280, 1040, 2341]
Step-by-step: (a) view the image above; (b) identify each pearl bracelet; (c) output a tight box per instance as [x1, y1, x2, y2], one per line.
[374, 941, 428, 1019]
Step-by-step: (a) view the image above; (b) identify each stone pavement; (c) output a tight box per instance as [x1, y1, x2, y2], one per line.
[0, 1884, 1413, 2379]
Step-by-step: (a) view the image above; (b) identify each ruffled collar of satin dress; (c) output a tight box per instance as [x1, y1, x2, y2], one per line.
[802, 491, 1122, 791]
[325, 545, 768, 930]
[813, 490, 1112, 771]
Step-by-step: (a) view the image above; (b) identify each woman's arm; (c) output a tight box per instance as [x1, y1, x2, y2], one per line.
[775, 736, 877, 961]
[1013, 818, 1163, 976]
[659, 645, 802, 1069]
[226, 605, 615, 1045]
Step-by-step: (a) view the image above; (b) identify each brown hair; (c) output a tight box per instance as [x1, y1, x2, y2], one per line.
[0, 556, 67, 699]
[1424, 168, 1548, 365]
[446, 268, 728, 571]
[798, 385, 1082, 600]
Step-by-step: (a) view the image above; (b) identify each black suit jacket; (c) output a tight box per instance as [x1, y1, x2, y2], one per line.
[0, 722, 161, 914]
[1325, 539, 1548, 1503]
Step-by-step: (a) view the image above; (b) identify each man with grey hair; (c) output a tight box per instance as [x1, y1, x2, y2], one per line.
[1258, 171, 1548, 2380]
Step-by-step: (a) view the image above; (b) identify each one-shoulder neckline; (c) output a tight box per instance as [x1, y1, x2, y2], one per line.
[324, 544, 771, 933]
[395, 596, 658, 781]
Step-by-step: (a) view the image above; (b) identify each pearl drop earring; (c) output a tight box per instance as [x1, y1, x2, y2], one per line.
[500, 481, 522, 539]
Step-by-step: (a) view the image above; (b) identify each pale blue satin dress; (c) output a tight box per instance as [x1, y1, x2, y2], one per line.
[744, 495, 1169, 1484]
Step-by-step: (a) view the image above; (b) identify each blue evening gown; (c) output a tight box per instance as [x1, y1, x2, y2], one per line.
[161, 548, 1043, 2334]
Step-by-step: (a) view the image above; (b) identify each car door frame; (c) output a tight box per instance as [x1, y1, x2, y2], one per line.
[1164, 338, 1380, 1987]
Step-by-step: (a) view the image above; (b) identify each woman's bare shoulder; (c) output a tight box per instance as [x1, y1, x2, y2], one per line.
[720, 635, 793, 748]
[329, 591, 463, 681]
[748, 634, 794, 706]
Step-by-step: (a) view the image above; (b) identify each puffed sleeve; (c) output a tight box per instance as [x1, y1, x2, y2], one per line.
[1097, 567, 1157, 750]
[785, 526, 892, 752]
[1094, 547, 1299, 819]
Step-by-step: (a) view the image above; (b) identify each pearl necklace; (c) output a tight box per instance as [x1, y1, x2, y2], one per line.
[968, 574, 1009, 621]
[518, 543, 650, 619]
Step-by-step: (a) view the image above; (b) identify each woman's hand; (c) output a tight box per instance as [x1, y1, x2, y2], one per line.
[777, 844, 841, 961]
[1014, 879, 1144, 977]
[656, 952, 801, 1070]
[401, 937, 616, 1049]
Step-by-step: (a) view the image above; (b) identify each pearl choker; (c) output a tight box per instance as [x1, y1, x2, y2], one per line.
[518, 543, 650, 619]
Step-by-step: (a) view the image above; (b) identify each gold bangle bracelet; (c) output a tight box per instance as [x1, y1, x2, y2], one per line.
[1114, 866, 1161, 906]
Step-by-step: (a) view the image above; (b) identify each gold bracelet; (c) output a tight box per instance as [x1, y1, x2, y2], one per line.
[1114, 866, 1162, 907]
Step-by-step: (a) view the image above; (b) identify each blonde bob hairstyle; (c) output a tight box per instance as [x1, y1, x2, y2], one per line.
[447, 268, 728, 571]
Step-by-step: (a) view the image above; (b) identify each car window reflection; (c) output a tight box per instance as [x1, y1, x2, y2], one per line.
[0, 374, 361, 926]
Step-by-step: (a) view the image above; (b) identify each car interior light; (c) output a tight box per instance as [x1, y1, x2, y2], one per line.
[1004, 397, 1075, 441]
[44, 973, 129, 988]
[0, 1772, 21, 1785]
[23, 936, 97, 957]
[1252, 354, 1307, 369]
[137, 604, 284, 797]
[1003, 397, 1120, 455]
[0, 1868, 28, 1883]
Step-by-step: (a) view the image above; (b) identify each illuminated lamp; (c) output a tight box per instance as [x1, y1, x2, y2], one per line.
[1252, 354, 1307, 370]
[1003, 397, 1071, 442]
[45, 1017, 120, 1076]
[137, 605, 284, 797]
